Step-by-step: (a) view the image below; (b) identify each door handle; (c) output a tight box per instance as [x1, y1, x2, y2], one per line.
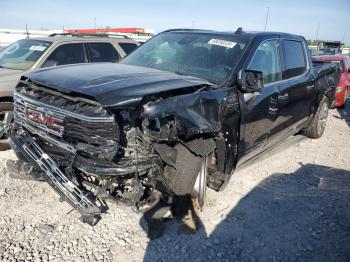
[277, 93, 289, 107]
[278, 93, 289, 101]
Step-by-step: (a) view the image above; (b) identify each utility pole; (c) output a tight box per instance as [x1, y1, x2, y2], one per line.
[315, 22, 320, 42]
[94, 17, 97, 33]
[264, 6, 269, 32]
[192, 20, 195, 29]
[25, 24, 29, 38]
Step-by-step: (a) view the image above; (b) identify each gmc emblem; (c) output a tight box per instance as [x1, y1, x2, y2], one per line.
[26, 108, 64, 132]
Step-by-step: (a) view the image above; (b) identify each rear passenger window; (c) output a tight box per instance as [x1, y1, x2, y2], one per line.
[282, 40, 307, 79]
[119, 43, 138, 55]
[248, 40, 282, 85]
[42, 43, 86, 68]
[87, 43, 119, 62]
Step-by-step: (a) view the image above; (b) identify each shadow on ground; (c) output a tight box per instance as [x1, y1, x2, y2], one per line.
[336, 99, 350, 127]
[141, 164, 350, 262]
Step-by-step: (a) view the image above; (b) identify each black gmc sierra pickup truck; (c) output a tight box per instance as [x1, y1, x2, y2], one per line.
[7, 29, 340, 225]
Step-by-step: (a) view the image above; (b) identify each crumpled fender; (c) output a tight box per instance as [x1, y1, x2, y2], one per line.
[142, 89, 233, 139]
[142, 87, 240, 192]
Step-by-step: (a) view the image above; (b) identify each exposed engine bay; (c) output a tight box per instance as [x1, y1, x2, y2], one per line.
[9, 75, 240, 225]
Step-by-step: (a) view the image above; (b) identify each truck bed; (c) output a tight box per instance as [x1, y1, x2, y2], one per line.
[311, 59, 340, 105]
[312, 59, 341, 81]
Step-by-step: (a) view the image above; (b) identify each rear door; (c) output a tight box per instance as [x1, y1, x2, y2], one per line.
[118, 42, 139, 56]
[86, 42, 120, 62]
[265, 39, 314, 148]
[41, 43, 87, 68]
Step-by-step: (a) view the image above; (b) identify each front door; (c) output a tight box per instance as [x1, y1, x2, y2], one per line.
[237, 39, 283, 166]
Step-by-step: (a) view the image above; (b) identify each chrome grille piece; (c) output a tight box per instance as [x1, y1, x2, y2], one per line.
[13, 83, 119, 160]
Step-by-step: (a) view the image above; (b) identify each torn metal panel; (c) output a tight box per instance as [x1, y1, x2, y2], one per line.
[143, 89, 233, 139]
[144, 88, 240, 192]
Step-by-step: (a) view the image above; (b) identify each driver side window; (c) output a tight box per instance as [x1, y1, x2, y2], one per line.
[248, 40, 282, 85]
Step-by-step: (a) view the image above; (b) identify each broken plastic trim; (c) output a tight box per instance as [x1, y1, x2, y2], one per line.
[13, 129, 106, 224]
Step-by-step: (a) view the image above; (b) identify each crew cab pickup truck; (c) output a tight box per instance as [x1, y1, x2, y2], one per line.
[7, 29, 340, 225]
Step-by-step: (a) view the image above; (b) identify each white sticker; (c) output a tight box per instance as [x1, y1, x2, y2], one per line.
[208, 39, 236, 48]
[29, 45, 47, 51]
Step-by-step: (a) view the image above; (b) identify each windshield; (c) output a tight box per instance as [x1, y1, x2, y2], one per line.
[121, 32, 249, 84]
[0, 39, 51, 70]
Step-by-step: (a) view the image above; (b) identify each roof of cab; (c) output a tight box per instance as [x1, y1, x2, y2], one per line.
[162, 28, 305, 41]
[18, 36, 139, 44]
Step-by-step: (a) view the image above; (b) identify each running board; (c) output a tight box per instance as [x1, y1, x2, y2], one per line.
[15, 130, 106, 225]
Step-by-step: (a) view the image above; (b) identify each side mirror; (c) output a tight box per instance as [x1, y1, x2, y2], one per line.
[238, 69, 264, 93]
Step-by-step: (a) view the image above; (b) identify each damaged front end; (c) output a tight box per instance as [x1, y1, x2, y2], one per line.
[8, 77, 240, 225]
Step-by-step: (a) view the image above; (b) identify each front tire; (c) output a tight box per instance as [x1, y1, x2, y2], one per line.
[0, 102, 14, 151]
[192, 156, 208, 210]
[303, 96, 329, 139]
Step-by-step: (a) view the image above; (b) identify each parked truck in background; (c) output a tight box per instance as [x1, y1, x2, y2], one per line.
[313, 55, 350, 107]
[7, 29, 340, 225]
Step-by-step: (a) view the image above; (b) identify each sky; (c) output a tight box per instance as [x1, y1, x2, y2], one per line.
[1, 0, 350, 44]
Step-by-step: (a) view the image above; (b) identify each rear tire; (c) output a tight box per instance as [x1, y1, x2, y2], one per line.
[0, 102, 14, 151]
[303, 96, 329, 139]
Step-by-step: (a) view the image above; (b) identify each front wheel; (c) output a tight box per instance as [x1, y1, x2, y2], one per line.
[302, 96, 329, 139]
[0, 102, 14, 151]
[192, 156, 208, 210]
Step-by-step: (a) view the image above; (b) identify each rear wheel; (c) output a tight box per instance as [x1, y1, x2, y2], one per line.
[303, 97, 329, 139]
[0, 102, 14, 151]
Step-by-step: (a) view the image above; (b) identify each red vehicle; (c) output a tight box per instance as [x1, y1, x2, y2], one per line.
[315, 55, 350, 107]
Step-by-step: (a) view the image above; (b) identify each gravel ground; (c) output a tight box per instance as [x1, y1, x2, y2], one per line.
[0, 105, 350, 262]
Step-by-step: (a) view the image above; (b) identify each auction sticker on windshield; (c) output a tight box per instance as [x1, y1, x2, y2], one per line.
[208, 39, 236, 48]
[29, 46, 47, 51]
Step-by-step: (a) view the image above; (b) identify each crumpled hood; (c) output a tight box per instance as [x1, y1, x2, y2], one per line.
[23, 63, 211, 107]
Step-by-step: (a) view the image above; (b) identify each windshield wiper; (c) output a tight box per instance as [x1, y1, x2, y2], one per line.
[174, 70, 216, 86]
[174, 71, 188, 76]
